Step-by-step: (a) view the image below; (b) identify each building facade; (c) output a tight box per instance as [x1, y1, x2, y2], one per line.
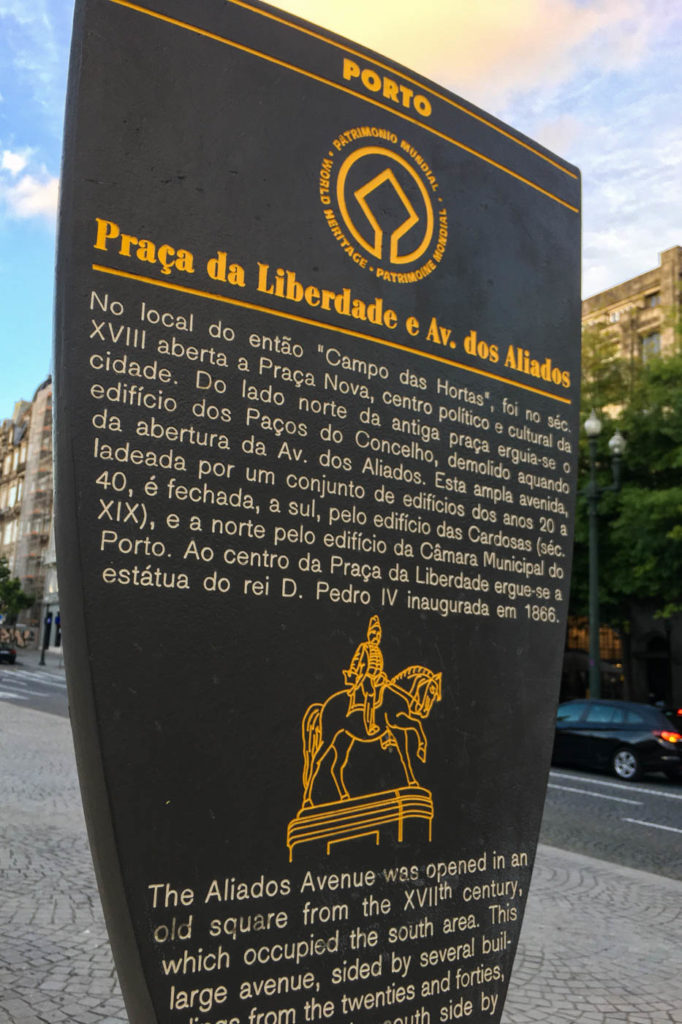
[0, 400, 31, 573]
[0, 378, 54, 642]
[582, 245, 681, 361]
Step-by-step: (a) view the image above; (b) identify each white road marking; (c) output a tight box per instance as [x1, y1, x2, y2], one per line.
[12, 674, 66, 689]
[6, 668, 64, 681]
[550, 770, 682, 801]
[547, 783, 641, 805]
[622, 818, 682, 835]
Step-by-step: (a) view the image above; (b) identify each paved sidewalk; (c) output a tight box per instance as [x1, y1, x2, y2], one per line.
[1, 699, 681, 1024]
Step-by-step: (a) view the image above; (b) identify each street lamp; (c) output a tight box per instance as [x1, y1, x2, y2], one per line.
[39, 610, 52, 667]
[583, 410, 626, 699]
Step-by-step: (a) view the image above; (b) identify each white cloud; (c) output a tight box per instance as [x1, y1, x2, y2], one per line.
[1, 148, 31, 175]
[269, 0, 659, 109]
[558, 181, 681, 297]
[532, 114, 582, 155]
[580, 118, 682, 296]
[0, 0, 64, 120]
[0, 162, 58, 222]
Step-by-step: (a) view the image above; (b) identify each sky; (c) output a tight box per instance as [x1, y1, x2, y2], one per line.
[0, 0, 680, 422]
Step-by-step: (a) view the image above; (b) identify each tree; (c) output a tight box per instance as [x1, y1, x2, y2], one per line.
[569, 326, 626, 622]
[570, 344, 682, 624]
[606, 348, 682, 618]
[0, 557, 34, 630]
[580, 324, 629, 412]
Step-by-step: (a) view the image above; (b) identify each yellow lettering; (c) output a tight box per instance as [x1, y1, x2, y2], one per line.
[94, 218, 120, 251]
[342, 58, 360, 82]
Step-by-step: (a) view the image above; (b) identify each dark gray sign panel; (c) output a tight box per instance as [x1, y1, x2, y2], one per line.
[55, 2, 581, 1021]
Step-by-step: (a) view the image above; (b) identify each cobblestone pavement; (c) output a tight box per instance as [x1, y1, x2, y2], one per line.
[1, 698, 681, 1024]
[0, 702, 123, 1024]
[502, 849, 682, 1023]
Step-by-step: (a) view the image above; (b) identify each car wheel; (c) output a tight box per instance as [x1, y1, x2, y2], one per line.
[612, 748, 642, 781]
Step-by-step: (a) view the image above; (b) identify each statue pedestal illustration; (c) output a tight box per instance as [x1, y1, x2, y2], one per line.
[287, 787, 434, 860]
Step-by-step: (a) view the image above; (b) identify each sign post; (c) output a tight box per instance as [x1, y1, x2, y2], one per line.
[55, 2, 581, 1021]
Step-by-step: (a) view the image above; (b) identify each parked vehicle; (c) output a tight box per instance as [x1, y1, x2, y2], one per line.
[553, 699, 682, 781]
[0, 643, 17, 664]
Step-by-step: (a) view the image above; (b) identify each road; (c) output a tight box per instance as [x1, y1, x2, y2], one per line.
[0, 657, 69, 718]
[542, 767, 682, 879]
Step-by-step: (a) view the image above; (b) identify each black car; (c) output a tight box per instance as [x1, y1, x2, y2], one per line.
[0, 643, 16, 664]
[553, 699, 682, 781]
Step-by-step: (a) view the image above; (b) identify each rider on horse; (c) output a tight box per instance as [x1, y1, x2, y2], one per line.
[343, 615, 387, 737]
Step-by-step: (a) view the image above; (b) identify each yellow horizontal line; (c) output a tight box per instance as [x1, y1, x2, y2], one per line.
[108, 0, 579, 214]
[92, 264, 572, 404]
[226, 0, 577, 182]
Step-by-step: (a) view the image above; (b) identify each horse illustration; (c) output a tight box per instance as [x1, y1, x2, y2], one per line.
[301, 665, 442, 808]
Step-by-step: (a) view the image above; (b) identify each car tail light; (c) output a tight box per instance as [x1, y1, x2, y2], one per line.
[654, 730, 682, 744]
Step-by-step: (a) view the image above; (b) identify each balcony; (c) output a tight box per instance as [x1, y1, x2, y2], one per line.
[637, 305, 662, 331]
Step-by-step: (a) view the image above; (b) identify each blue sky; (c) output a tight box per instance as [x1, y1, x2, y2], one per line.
[1, 0, 681, 421]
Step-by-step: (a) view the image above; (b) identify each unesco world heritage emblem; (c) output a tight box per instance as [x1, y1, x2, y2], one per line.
[287, 616, 443, 858]
[319, 128, 449, 283]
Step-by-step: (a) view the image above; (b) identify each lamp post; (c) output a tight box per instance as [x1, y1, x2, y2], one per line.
[39, 610, 52, 667]
[583, 410, 626, 699]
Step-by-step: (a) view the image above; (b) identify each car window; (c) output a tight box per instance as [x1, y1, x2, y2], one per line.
[624, 709, 648, 726]
[585, 704, 623, 725]
[556, 703, 585, 724]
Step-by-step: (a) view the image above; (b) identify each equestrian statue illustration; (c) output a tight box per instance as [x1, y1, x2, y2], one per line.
[300, 615, 442, 808]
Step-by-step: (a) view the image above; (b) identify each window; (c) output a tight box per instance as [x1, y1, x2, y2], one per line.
[644, 292, 660, 308]
[641, 332, 661, 359]
[585, 704, 624, 725]
[608, 310, 621, 323]
[3, 520, 17, 545]
[557, 702, 585, 724]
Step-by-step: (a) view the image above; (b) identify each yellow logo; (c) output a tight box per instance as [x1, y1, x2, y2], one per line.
[320, 128, 448, 284]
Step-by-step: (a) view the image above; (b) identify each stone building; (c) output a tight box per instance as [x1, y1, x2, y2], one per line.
[0, 378, 54, 638]
[0, 400, 30, 573]
[582, 245, 681, 360]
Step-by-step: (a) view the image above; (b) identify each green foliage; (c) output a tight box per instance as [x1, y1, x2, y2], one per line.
[580, 325, 629, 411]
[0, 557, 34, 625]
[608, 486, 682, 618]
[617, 348, 682, 485]
[570, 339, 682, 622]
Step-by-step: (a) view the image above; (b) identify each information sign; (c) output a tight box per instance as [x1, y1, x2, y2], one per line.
[55, 2, 581, 1021]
